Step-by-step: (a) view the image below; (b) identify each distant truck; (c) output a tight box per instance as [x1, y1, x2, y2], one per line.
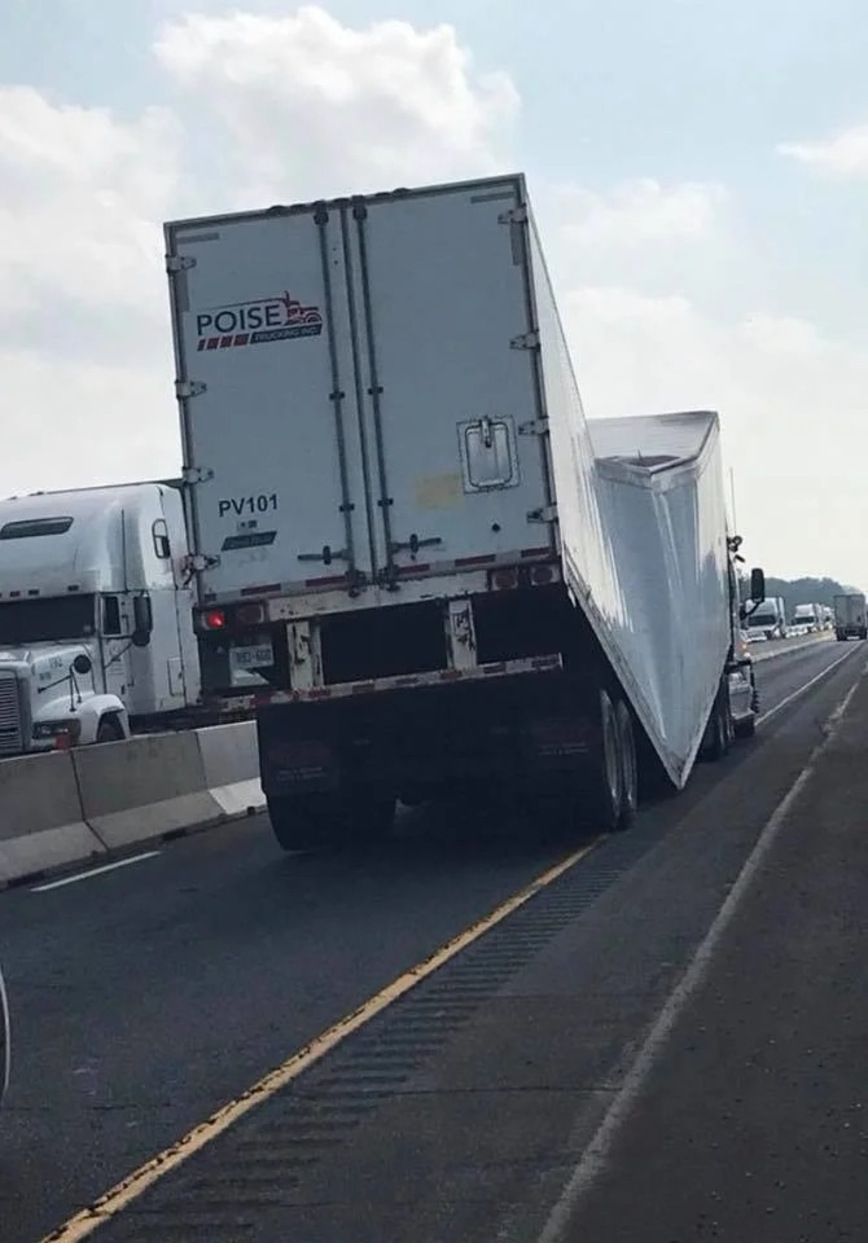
[790, 602, 823, 633]
[163, 173, 765, 848]
[745, 596, 787, 641]
[0, 483, 259, 757]
[833, 593, 867, 641]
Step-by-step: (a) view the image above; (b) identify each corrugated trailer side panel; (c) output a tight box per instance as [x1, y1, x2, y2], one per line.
[523, 206, 727, 785]
[594, 429, 729, 782]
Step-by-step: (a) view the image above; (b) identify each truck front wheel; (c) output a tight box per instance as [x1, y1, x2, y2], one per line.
[96, 716, 125, 744]
[267, 790, 397, 853]
[701, 682, 732, 762]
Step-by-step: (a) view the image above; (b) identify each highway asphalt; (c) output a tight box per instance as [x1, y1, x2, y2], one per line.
[0, 637, 863, 1242]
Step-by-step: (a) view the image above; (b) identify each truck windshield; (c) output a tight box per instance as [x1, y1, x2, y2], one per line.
[0, 596, 96, 645]
[749, 613, 776, 626]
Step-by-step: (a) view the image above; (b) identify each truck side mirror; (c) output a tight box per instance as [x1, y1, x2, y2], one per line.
[72, 654, 92, 675]
[750, 568, 765, 602]
[132, 594, 153, 648]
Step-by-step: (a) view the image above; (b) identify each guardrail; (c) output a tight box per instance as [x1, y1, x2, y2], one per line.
[0, 721, 264, 890]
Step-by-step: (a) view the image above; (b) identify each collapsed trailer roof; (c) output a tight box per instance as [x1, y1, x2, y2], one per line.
[589, 411, 716, 471]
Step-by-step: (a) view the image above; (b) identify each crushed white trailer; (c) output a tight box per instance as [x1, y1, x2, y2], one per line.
[164, 174, 764, 847]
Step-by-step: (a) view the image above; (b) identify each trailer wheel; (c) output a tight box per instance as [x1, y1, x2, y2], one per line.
[615, 699, 637, 831]
[583, 689, 623, 833]
[701, 684, 731, 762]
[267, 791, 396, 853]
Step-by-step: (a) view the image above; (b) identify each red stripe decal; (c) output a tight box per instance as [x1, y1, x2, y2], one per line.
[455, 553, 496, 567]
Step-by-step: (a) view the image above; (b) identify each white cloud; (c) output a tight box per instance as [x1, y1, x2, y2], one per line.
[0, 86, 183, 500]
[0, 86, 180, 314]
[563, 285, 868, 586]
[778, 123, 868, 177]
[154, 6, 519, 204]
[0, 348, 177, 496]
[558, 179, 724, 249]
[539, 178, 735, 309]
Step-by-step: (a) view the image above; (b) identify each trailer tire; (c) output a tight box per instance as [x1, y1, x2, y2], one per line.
[583, 689, 623, 833]
[615, 699, 637, 831]
[733, 714, 756, 740]
[701, 684, 731, 762]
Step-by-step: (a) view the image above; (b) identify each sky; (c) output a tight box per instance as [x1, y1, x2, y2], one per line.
[1, 0, 867, 586]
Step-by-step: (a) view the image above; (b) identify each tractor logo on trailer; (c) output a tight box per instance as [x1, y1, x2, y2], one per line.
[196, 290, 323, 351]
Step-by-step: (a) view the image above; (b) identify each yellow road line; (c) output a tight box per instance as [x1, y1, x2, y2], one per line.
[43, 837, 602, 1242]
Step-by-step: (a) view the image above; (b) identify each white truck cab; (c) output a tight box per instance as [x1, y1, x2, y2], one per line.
[0, 484, 201, 756]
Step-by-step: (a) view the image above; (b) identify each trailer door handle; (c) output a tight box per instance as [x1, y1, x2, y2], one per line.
[390, 534, 443, 558]
[297, 545, 349, 566]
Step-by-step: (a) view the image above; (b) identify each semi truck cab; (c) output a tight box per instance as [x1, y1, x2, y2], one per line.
[0, 484, 200, 756]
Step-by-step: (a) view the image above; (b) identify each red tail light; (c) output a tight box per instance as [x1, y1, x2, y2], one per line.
[202, 608, 227, 631]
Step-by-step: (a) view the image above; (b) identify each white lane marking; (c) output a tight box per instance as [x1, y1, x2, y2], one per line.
[758, 643, 858, 726]
[31, 852, 161, 893]
[536, 667, 864, 1243]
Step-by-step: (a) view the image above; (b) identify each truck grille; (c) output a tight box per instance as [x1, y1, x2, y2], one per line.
[0, 672, 24, 757]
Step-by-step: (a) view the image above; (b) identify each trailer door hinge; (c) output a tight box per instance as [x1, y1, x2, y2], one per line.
[183, 466, 214, 485]
[519, 418, 549, 436]
[527, 504, 558, 524]
[176, 380, 206, 400]
[510, 330, 540, 351]
[166, 254, 196, 273]
[498, 206, 528, 224]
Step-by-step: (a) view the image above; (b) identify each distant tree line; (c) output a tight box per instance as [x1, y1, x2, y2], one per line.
[739, 573, 862, 607]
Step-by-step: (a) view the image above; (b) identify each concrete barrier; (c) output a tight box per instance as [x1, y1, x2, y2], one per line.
[195, 721, 265, 818]
[71, 731, 224, 851]
[0, 751, 106, 886]
[751, 633, 835, 664]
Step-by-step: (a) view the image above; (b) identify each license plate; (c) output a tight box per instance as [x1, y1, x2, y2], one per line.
[230, 643, 274, 672]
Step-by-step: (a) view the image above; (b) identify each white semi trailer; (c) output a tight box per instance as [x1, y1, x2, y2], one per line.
[163, 174, 764, 847]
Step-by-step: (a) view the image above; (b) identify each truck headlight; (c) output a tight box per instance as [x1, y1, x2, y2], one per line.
[33, 719, 83, 747]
